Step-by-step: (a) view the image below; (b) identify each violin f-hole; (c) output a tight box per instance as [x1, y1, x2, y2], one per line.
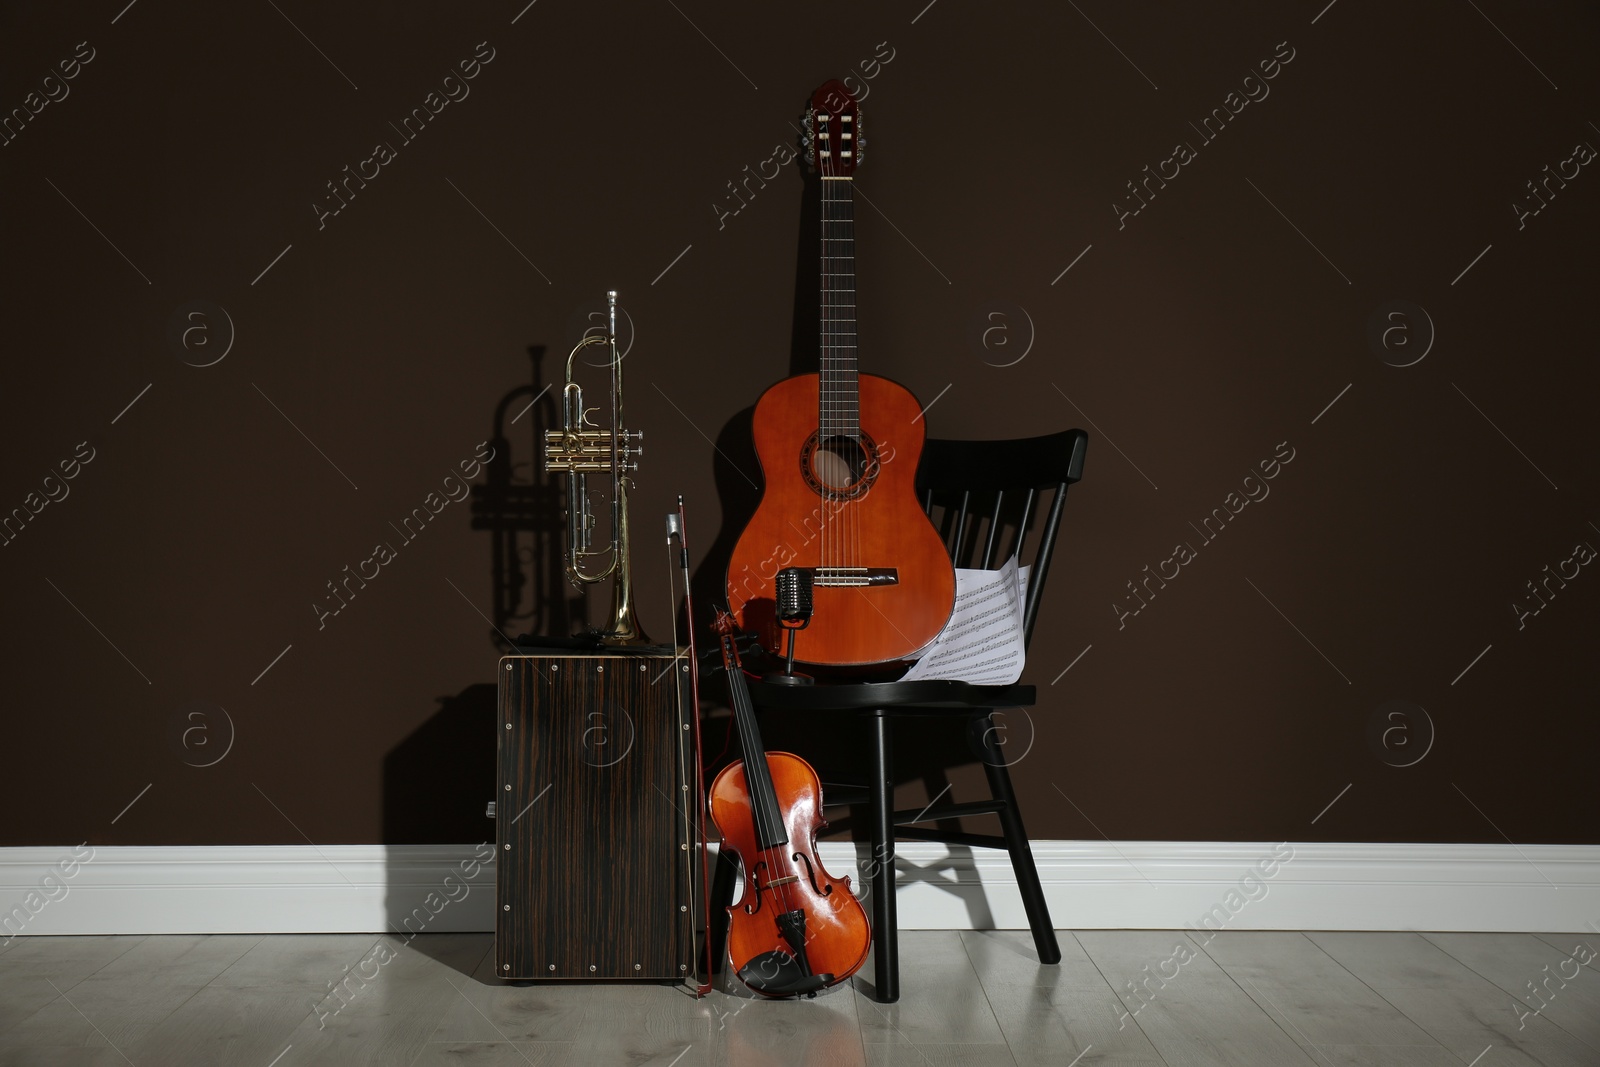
[745, 861, 768, 915]
[793, 851, 833, 897]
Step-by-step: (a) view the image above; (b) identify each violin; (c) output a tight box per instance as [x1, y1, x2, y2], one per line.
[708, 610, 871, 996]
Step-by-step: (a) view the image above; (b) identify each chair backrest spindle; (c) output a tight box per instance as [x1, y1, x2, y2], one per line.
[915, 430, 1088, 654]
[1013, 487, 1037, 563]
[1022, 485, 1070, 646]
[953, 490, 971, 561]
[980, 492, 1004, 569]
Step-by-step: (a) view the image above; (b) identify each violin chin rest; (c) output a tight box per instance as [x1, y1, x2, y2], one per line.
[738, 951, 834, 997]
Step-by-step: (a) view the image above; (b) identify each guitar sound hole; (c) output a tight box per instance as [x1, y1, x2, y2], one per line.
[812, 436, 865, 491]
[799, 431, 881, 501]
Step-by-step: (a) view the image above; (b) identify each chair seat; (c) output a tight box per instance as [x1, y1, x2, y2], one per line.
[744, 678, 1035, 711]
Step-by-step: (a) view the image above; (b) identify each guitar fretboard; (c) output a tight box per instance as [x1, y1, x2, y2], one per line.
[820, 178, 859, 441]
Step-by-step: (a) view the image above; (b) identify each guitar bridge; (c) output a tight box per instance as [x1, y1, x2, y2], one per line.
[810, 567, 898, 587]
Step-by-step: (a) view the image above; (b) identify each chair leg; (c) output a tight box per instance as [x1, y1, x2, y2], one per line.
[868, 708, 899, 1002]
[981, 731, 1061, 966]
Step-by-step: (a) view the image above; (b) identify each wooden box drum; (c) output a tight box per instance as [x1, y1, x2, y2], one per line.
[496, 649, 699, 981]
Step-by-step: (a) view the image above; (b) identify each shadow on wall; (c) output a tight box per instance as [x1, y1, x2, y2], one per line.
[470, 345, 587, 646]
[382, 684, 498, 848]
[380, 684, 497, 961]
[375, 349, 578, 978]
[686, 405, 761, 644]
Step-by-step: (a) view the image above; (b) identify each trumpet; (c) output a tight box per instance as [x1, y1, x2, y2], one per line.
[543, 290, 646, 644]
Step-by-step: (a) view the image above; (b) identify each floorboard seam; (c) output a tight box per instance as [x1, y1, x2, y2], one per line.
[1289, 930, 1458, 1060]
[1188, 931, 1326, 1065]
[955, 929, 1023, 1067]
[1419, 931, 1600, 1056]
[126, 933, 267, 1059]
[1065, 929, 1174, 1067]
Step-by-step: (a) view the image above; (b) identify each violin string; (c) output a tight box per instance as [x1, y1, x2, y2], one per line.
[737, 670, 797, 925]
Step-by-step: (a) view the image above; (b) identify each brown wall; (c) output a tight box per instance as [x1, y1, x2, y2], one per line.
[2, 1, 1596, 848]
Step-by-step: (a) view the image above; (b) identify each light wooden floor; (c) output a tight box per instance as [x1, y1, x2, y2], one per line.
[1, 930, 1596, 1065]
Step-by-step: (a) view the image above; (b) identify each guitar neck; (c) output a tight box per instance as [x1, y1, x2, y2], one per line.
[820, 177, 859, 441]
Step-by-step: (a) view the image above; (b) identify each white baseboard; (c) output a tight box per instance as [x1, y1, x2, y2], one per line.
[3, 841, 1597, 939]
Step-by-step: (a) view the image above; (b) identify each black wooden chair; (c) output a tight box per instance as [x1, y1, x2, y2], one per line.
[729, 428, 1089, 1002]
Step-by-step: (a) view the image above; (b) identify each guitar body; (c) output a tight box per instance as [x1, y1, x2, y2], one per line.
[728, 371, 956, 665]
[709, 750, 870, 991]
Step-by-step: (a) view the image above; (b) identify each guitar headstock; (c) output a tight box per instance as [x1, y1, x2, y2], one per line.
[803, 79, 863, 177]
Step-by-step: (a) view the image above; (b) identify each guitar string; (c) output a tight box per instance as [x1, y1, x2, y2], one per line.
[833, 171, 842, 577]
[839, 169, 849, 574]
[824, 158, 836, 580]
[845, 174, 858, 575]
[842, 172, 858, 574]
[841, 174, 851, 575]
[824, 170, 832, 581]
[819, 136, 870, 602]
[820, 160, 830, 583]
[826, 168, 845, 577]
[835, 162, 850, 577]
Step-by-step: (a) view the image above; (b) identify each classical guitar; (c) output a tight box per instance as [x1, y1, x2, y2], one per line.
[726, 80, 956, 666]
[708, 609, 871, 996]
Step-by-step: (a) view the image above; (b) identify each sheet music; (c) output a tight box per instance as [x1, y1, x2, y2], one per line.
[900, 555, 1030, 684]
